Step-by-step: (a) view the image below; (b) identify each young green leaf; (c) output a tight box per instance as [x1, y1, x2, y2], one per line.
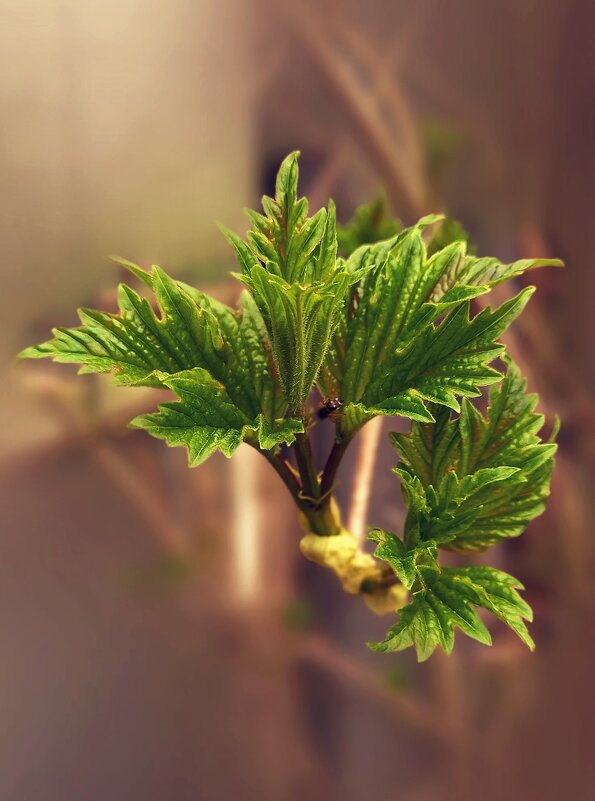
[222, 152, 353, 414]
[429, 254, 563, 303]
[130, 367, 302, 465]
[319, 209, 557, 432]
[131, 367, 254, 464]
[19, 266, 225, 387]
[337, 193, 402, 257]
[239, 262, 350, 415]
[369, 528, 438, 589]
[392, 358, 557, 550]
[345, 286, 534, 428]
[446, 566, 534, 648]
[370, 565, 533, 660]
[20, 265, 303, 459]
[396, 465, 522, 548]
[370, 569, 491, 661]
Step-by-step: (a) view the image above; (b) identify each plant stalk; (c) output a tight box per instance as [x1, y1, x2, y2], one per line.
[293, 431, 321, 501]
[256, 437, 404, 610]
[320, 432, 354, 496]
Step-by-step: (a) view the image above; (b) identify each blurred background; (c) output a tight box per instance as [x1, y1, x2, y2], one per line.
[2, 1, 594, 799]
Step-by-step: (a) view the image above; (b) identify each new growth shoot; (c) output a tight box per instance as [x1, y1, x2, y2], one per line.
[21, 152, 561, 660]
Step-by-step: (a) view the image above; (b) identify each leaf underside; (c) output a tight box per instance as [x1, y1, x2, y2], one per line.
[370, 564, 534, 661]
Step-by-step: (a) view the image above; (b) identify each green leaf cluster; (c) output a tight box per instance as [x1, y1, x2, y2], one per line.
[392, 358, 557, 551]
[369, 358, 557, 659]
[21, 152, 559, 475]
[20, 151, 560, 661]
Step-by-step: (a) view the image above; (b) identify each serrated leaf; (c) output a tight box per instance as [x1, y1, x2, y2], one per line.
[222, 152, 337, 286]
[429, 254, 563, 302]
[389, 404, 459, 487]
[370, 572, 491, 661]
[439, 566, 535, 649]
[238, 262, 350, 414]
[393, 358, 557, 550]
[130, 368, 302, 465]
[369, 528, 437, 589]
[320, 207, 558, 432]
[348, 287, 534, 425]
[131, 368, 252, 464]
[370, 563, 533, 660]
[20, 267, 224, 388]
[370, 596, 443, 661]
[223, 153, 353, 413]
[20, 265, 303, 460]
[337, 194, 402, 257]
[421, 466, 521, 546]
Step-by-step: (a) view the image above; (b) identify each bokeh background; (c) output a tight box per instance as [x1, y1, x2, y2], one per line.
[2, 2, 594, 799]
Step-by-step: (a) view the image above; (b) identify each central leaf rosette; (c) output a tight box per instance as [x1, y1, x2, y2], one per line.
[20, 151, 560, 660]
